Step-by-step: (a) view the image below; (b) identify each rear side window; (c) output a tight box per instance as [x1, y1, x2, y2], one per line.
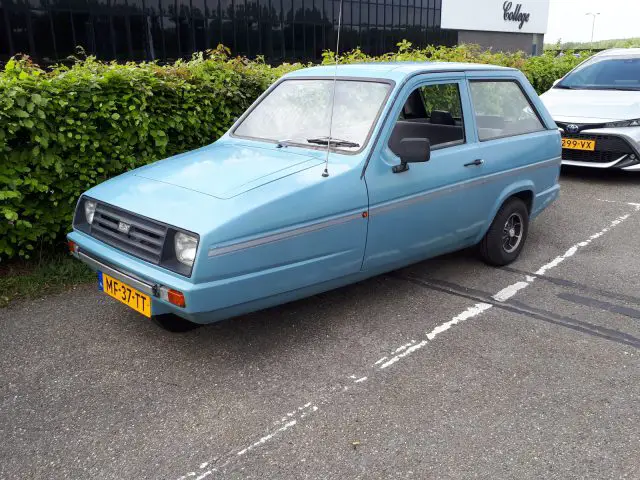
[469, 81, 544, 141]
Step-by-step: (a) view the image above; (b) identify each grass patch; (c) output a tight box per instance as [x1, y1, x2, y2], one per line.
[0, 253, 96, 307]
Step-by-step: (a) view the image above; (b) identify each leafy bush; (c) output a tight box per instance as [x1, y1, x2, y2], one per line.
[323, 41, 591, 93]
[0, 48, 300, 259]
[1, 42, 589, 261]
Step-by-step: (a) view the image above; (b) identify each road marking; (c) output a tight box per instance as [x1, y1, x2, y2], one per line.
[392, 341, 416, 354]
[378, 303, 492, 370]
[237, 420, 298, 456]
[596, 198, 640, 207]
[377, 211, 636, 370]
[493, 281, 530, 302]
[235, 403, 318, 457]
[174, 208, 638, 479]
[536, 213, 630, 276]
[373, 356, 388, 366]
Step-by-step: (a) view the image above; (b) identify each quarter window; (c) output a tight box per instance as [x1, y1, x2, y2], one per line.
[389, 82, 465, 156]
[469, 81, 545, 141]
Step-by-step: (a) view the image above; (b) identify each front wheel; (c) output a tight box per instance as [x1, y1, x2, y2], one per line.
[151, 313, 201, 332]
[479, 198, 529, 266]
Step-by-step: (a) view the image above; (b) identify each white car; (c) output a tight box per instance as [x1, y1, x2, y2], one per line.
[540, 48, 640, 170]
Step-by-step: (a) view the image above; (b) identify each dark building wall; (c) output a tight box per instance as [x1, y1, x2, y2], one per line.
[457, 29, 544, 55]
[0, 0, 457, 65]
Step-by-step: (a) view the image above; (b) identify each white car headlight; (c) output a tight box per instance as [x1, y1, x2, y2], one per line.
[175, 232, 198, 266]
[604, 118, 640, 128]
[84, 200, 97, 224]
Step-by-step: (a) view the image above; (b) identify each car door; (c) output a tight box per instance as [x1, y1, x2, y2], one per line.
[464, 72, 561, 223]
[362, 73, 488, 272]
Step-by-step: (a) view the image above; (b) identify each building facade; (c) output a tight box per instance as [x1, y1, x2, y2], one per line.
[0, 0, 547, 65]
[441, 0, 548, 56]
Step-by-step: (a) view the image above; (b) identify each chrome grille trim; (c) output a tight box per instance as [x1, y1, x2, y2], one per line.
[90, 203, 168, 264]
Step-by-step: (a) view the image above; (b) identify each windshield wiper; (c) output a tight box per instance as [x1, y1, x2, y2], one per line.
[306, 137, 360, 148]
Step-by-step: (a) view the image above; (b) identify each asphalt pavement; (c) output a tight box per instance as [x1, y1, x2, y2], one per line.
[1, 168, 639, 479]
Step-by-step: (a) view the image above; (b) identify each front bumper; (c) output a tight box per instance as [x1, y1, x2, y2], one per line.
[558, 125, 640, 170]
[77, 250, 155, 297]
[68, 230, 203, 321]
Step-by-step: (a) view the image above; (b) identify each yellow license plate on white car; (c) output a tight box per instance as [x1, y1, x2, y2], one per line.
[562, 138, 596, 151]
[99, 271, 152, 317]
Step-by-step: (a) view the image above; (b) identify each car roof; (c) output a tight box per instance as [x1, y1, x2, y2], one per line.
[285, 62, 517, 82]
[595, 48, 640, 57]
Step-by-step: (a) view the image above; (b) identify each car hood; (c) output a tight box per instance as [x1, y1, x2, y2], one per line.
[133, 141, 323, 199]
[540, 88, 640, 123]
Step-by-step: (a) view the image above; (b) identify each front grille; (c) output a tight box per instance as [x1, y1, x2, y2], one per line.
[561, 149, 626, 163]
[90, 203, 168, 264]
[561, 133, 635, 164]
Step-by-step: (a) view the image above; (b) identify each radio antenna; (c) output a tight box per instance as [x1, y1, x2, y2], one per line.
[322, 0, 344, 178]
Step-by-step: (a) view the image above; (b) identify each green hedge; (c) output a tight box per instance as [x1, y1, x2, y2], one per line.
[322, 41, 591, 94]
[0, 43, 590, 261]
[0, 48, 300, 259]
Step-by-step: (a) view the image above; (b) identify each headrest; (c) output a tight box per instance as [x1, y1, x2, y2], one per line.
[430, 110, 455, 125]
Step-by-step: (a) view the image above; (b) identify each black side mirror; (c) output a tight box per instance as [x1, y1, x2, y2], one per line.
[392, 138, 431, 173]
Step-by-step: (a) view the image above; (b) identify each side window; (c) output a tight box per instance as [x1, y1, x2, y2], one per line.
[469, 80, 545, 141]
[389, 82, 465, 155]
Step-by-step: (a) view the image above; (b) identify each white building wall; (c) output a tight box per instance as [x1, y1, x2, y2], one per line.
[441, 0, 550, 35]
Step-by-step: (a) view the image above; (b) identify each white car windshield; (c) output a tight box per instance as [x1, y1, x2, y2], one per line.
[233, 79, 391, 151]
[557, 56, 640, 91]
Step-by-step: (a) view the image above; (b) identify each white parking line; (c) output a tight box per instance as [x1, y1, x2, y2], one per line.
[237, 420, 298, 456]
[373, 356, 388, 366]
[596, 198, 640, 208]
[374, 211, 637, 370]
[174, 207, 638, 479]
[492, 281, 530, 302]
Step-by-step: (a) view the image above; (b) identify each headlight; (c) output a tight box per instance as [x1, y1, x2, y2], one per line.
[175, 232, 198, 266]
[84, 200, 97, 224]
[604, 118, 640, 128]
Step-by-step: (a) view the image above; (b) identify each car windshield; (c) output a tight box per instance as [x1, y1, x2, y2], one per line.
[557, 56, 640, 91]
[233, 79, 391, 151]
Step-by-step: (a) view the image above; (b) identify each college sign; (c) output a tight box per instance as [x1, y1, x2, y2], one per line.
[503, 2, 531, 30]
[441, 0, 548, 35]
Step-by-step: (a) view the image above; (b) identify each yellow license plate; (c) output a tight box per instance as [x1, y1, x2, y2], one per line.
[562, 138, 596, 151]
[99, 271, 152, 317]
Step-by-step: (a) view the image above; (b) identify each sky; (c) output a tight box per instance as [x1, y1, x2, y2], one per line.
[545, 0, 640, 43]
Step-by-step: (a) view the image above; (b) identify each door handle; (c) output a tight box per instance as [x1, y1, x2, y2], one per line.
[464, 159, 484, 167]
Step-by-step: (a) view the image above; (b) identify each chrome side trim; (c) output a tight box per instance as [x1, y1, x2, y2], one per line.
[78, 250, 156, 296]
[370, 156, 561, 215]
[562, 155, 627, 169]
[622, 163, 640, 171]
[208, 211, 363, 258]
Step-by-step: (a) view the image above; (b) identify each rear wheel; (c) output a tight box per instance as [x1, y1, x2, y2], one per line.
[151, 313, 201, 332]
[479, 197, 529, 266]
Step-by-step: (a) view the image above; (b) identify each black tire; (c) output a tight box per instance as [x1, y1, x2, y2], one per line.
[479, 197, 529, 266]
[151, 313, 201, 333]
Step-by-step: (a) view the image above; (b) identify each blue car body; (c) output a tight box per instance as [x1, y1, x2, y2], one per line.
[68, 62, 561, 324]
